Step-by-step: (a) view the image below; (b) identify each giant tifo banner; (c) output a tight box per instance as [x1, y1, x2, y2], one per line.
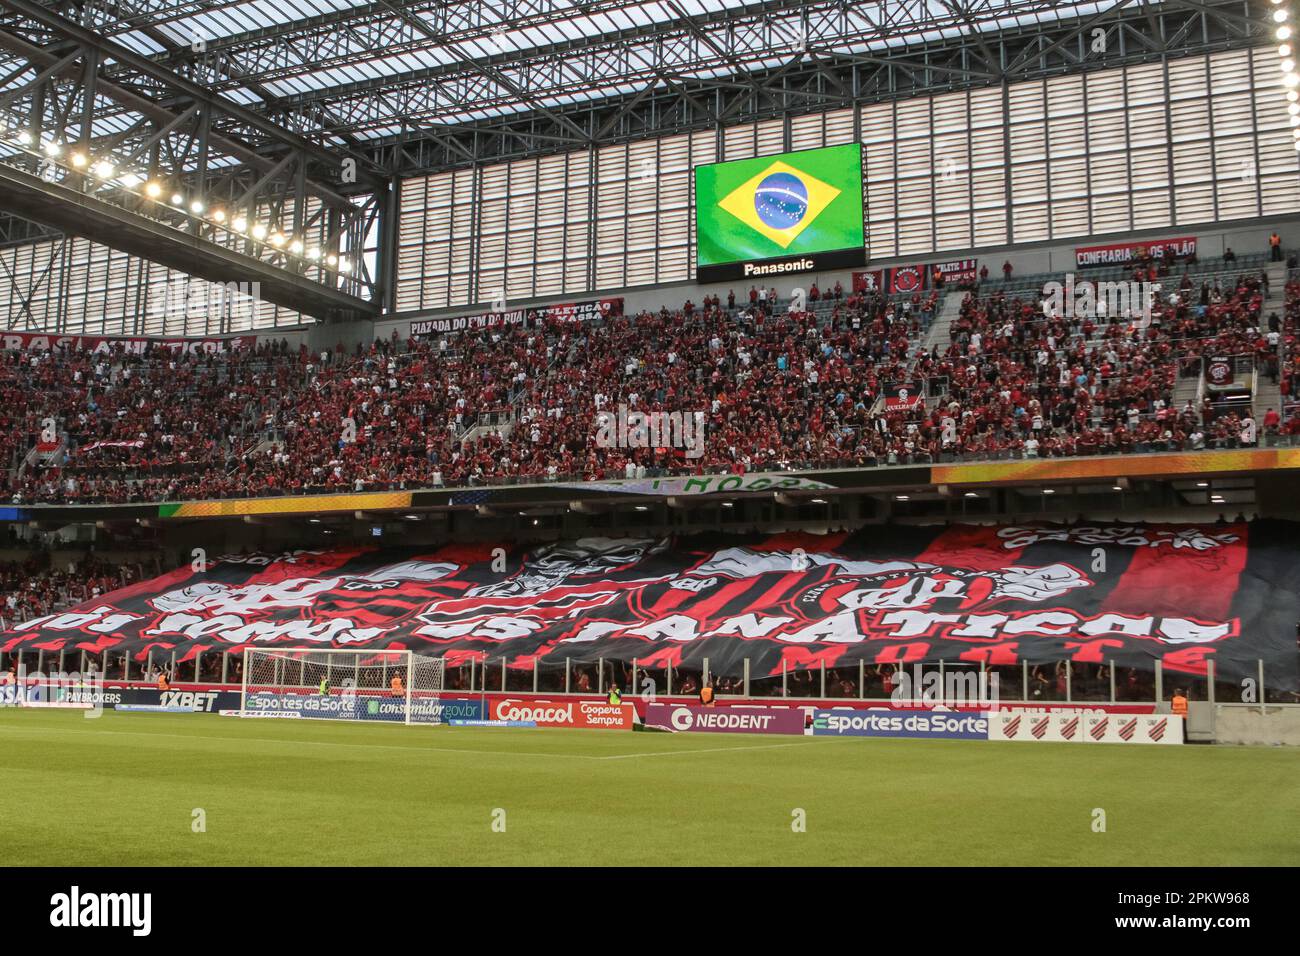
[3, 523, 1298, 690]
[0, 331, 257, 355]
[410, 297, 622, 336]
[1073, 236, 1197, 269]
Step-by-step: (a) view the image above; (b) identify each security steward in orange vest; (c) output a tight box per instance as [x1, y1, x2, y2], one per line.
[390, 674, 405, 697]
[1171, 689, 1189, 741]
[157, 669, 170, 692]
[699, 679, 716, 707]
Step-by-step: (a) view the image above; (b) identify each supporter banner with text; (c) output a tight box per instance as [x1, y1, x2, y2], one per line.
[410, 297, 623, 336]
[0, 331, 257, 355]
[883, 383, 923, 412]
[3, 522, 1297, 690]
[932, 257, 978, 285]
[1074, 237, 1197, 269]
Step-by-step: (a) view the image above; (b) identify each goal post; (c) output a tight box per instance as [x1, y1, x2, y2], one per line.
[240, 648, 445, 724]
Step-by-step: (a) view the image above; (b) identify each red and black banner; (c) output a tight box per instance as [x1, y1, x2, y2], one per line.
[0, 331, 256, 355]
[932, 257, 979, 285]
[887, 265, 927, 294]
[410, 297, 622, 336]
[3, 523, 1296, 688]
[852, 269, 884, 293]
[884, 383, 923, 412]
[1074, 236, 1197, 269]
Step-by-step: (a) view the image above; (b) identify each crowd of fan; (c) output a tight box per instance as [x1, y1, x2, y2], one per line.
[0, 553, 142, 628]
[888, 263, 1289, 460]
[2, 258, 1294, 504]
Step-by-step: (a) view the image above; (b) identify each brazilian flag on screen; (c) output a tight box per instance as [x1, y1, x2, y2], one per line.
[694, 143, 864, 269]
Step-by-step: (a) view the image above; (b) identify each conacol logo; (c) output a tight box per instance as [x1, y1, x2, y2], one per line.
[497, 700, 574, 723]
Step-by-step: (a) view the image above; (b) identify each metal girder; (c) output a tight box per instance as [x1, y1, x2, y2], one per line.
[0, 0, 392, 307]
[0, 0, 385, 184]
[0, 212, 57, 246]
[367, 0, 1264, 175]
[1, 0, 1265, 165]
[0, 160, 378, 321]
[61, 0, 1259, 148]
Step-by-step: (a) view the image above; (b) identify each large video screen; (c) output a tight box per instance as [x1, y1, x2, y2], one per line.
[694, 143, 866, 283]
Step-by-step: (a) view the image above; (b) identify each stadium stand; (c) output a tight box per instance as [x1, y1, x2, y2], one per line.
[4, 256, 1293, 503]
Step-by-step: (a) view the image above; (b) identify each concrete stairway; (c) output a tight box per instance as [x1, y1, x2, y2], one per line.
[1254, 261, 1289, 420]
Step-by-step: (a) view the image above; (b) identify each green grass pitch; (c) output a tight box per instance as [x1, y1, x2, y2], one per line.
[1, 709, 1296, 866]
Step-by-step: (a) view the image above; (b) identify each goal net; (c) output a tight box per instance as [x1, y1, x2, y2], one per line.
[240, 648, 445, 724]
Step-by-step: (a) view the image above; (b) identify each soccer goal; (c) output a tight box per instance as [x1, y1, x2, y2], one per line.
[240, 648, 445, 724]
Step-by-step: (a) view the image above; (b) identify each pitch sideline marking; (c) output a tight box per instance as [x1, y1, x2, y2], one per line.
[0, 720, 840, 762]
[0, 722, 600, 761]
[599, 739, 837, 760]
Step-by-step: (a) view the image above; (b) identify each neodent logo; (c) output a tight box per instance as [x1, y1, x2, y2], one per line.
[670, 707, 774, 731]
[50, 886, 151, 936]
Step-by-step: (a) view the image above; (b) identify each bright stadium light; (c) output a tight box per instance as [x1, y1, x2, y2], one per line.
[211, 208, 226, 223]
[326, 254, 338, 266]
[144, 180, 162, 198]
[269, 232, 286, 247]
[251, 223, 267, 240]
[189, 199, 205, 214]
[171, 193, 184, 205]
[1274, 9, 1289, 23]
[289, 239, 304, 254]
[70, 151, 87, 168]
[1282, 43, 1293, 56]
[1279, 25, 1292, 39]
[43, 140, 60, 157]
[15, 130, 31, 146]
[93, 159, 115, 179]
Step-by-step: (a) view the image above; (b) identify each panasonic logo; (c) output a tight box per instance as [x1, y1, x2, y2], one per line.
[743, 258, 816, 276]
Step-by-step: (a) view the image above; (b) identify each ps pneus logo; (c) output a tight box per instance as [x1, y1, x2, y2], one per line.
[50, 886, 151, 936]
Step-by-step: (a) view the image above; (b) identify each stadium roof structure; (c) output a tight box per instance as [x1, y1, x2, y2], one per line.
[0, 0, 1272, 169]
[0, 0, 1275, 314]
